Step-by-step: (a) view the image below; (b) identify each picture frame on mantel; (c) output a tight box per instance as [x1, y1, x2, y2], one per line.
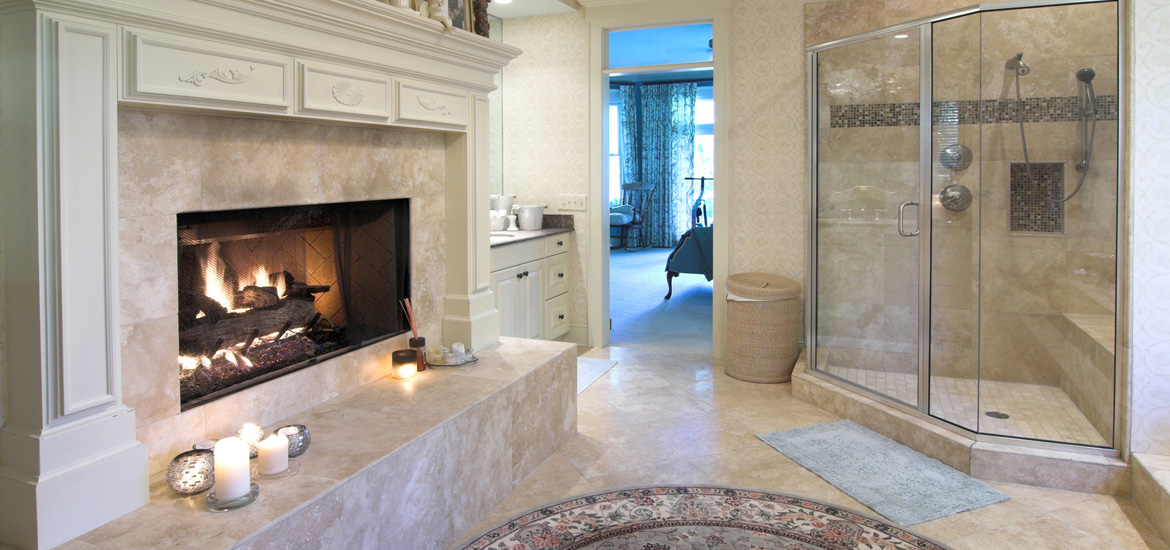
[449, 0, 471, 32]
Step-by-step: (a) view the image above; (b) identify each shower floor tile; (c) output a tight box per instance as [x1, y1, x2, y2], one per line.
[821, 365, 1108, 447]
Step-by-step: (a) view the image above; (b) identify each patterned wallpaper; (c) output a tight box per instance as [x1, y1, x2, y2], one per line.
[727, 0, 809, 281]
[501, 13, 592, 331]
[1128, 0, 1170, 456]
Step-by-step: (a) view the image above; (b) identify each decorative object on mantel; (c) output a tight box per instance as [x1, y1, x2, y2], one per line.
[449, 0, 471, 32]
[386, 0, 412, 8]
[472, 0, 491, 37]
[278, 425, 311, 458]
[431, 342, 476, 366]
[392, 349, 419, 379]
[165, 450, 215, 495]
[237, 423, 264, 459]
[416, 0, 453, 29]
[401, 298, 426, 371]
[208, 437, 259, 512]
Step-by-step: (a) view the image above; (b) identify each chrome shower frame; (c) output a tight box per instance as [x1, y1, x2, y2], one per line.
[805, 0, 1126, 457]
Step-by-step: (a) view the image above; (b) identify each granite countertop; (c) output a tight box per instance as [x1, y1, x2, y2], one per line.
[490, 227, 574, 247]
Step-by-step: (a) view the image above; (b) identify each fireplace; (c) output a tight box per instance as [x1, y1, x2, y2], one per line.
[176, 199, 410, 409]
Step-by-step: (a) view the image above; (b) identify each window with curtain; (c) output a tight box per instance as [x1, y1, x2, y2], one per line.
[615, 81, 706, 247]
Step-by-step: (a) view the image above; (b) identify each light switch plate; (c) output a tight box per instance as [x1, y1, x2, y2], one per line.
[558, 194, 587, 211]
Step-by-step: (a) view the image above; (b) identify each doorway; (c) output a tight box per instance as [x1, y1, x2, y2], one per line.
[603, 24, 715, 353]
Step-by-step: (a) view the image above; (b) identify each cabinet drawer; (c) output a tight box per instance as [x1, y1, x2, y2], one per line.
[126, 31, 291, 111]
[544, 293, 569, 341]
[297, 61, 391, 121]
[395, 79, 468, 126]
[545, 254, 568, 298]
[545, 233, 571, 256]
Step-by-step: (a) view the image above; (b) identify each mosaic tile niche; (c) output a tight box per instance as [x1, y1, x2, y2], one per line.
[1009, 163, 1065, 234]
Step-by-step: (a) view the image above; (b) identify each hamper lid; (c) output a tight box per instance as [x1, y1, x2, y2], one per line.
[726, 272, 800, 300]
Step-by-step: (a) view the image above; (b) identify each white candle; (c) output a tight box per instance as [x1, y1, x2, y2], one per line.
[257, 433, 289, 475]
[213, 437, 251, 500]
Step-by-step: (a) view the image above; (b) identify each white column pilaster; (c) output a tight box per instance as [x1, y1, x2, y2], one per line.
[0, 8, 148, 549]
[443, 93, 500, 350]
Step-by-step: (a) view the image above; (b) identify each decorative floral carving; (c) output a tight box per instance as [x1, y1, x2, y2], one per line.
[418, 97, 452, 116]
[178, 65, 256, 86]
[332, 80, 365, 107]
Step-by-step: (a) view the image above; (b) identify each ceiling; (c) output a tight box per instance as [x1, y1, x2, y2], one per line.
[486, 0, 580, 19]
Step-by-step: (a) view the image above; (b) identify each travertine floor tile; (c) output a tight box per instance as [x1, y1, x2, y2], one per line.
[454, 347, 1167, 550]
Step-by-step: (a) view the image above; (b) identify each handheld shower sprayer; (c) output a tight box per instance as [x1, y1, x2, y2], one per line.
[1006, 52, 1030, 75]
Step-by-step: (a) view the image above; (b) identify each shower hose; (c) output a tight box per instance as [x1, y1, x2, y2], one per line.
[1013, 69, 1096, 203]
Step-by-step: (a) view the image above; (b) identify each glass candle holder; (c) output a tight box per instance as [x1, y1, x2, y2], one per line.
[277, 424, 311, 457]
[392, 349, 418, 379]
[166, 449, 215, 495]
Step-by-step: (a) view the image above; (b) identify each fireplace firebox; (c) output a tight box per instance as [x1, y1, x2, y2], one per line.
[176, 199, 410, 409]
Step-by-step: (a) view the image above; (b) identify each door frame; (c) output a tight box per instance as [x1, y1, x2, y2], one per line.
[585, 0, 731, 356]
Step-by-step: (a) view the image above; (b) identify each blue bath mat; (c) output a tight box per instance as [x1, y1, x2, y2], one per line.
[757, 420, 1008, 525]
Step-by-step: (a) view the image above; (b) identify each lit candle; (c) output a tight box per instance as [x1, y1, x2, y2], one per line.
[257, 433, 289, 475]
[213, 437, 251, 500]
[392, 349, 418, 379]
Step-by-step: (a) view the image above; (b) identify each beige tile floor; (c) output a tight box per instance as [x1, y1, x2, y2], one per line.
[823, 364, 1109, 446]
[454, 346, 1167, 550]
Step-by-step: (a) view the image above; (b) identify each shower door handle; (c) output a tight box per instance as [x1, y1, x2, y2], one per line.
[898, 201, 920, 237]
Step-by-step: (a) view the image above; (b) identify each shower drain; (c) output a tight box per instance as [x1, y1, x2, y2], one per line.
[985, 411, 1011, 419]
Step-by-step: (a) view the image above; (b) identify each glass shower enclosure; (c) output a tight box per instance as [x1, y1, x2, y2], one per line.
[808, 0, 1120, 449]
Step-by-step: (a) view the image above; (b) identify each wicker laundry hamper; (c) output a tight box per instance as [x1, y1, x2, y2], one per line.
[725, 272, 802, 383]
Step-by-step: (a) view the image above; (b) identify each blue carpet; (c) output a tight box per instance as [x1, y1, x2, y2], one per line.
[758, 420, 1009, 526]
[609, 248, 711, 354]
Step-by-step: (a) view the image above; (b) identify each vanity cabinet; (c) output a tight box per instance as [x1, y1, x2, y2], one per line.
[490, 233, 571, 340]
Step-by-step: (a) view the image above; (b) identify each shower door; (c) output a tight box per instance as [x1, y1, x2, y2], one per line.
[810, 1, 1120, 449]
[812, 28, 926, 408]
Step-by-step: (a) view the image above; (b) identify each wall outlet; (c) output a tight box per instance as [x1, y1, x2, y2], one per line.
[558, 194, 587, 211]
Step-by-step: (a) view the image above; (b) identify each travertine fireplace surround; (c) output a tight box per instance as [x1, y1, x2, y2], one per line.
[0, 0, 519, 547]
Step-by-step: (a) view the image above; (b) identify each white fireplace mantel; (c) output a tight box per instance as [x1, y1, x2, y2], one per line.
[0, 1, 518, 547]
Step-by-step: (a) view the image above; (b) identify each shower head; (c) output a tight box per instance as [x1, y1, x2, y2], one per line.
[1077, 68, 1096, 83]
[1006, 52, 1029, 75]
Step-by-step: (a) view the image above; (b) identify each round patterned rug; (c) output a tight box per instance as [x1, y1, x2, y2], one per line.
[459, 486, 950, 550]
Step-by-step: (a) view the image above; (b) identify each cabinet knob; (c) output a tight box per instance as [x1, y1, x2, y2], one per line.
[523, 270, 529, 277]
[558, 273, 565, 279]
[558, 314, 565, 320]
[557, 240, 563, 246]
[516, 273, 523, 279]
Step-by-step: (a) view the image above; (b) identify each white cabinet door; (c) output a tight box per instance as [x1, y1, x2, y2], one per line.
[491, 266, 521, 337]
[520, 260, 544, 339]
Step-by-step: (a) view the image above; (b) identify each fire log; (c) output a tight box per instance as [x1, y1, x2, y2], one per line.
[179, 296, 318, 355]
[237, 286, 280, 308]
[285, 282, 331, 298]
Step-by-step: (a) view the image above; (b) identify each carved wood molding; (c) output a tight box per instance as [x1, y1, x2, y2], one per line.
[178, 65, 256, 86]
[332, 80, 365, 106]
[418, 96, 452, 116]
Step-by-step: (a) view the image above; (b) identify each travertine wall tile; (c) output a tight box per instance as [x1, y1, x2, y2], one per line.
[118, 215, 177, 326]
[120, 316, 180, 428]
[118, 112, 448, 472]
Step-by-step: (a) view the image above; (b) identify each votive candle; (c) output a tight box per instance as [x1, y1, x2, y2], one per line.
[213, 437, 251, 500]
[257, 434, 289, 475]
[392, 349, 418, 379]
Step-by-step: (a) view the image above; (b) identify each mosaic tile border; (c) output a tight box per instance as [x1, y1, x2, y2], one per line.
[1010, 162, 1065, 234]
[828, 95, 1118, 128]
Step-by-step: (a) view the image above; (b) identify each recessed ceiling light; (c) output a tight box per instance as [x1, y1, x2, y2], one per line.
[894, 34, 909, 39]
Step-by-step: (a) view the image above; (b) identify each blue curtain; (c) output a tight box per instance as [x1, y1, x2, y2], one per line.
[618, 82, 697, 247]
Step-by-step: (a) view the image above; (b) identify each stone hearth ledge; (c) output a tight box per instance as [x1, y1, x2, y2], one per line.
[61, 337, 577, 550]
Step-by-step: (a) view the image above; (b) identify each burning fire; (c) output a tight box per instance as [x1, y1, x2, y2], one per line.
[178, 327, 306, 373]
[199, 242, 288, 314]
